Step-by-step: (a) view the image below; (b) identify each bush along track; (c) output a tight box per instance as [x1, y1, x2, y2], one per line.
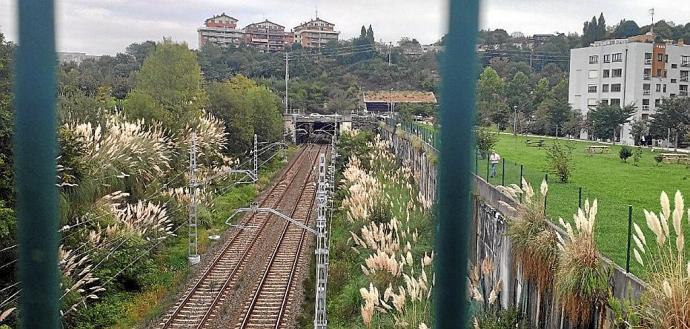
[308, 131, 434, 329]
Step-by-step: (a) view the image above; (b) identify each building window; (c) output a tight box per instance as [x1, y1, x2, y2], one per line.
[588, 70, 599, 79]
[603, 69, 610, 78]
[642, 98, 650, 111]
[672, 79, 677, 83]
[644, 53, 652, 65]
[611, 84, 621, 92]
[601, 99, 608, 105]
[612, 69, 622, 77]
[656, 84, 661, 92]
[602, 84, 609, 92]
[681, 71, 689, 82]
[663, 70, 667, 78]
[663, 84, 667, 93]
[656, 69, 662, 76]
[587, 98, 598, 106]
[672, 64, 677, 68]
[644, 68, 651, 80]
[603, 54, 610, 63]
[589, 55, 598, 64]
[643, 83, 650, 95]
[655, 99, 661, 107]
[681, 85, 689, 96]
[588, 84, 598, 93]
[612, 53, 622, 62]
[683, 56, 690, 67]
[665, 55, 669, 63]
[658, 54, 664, 62]
[610, 99, 621, 106]
[642, 114, 649, 120]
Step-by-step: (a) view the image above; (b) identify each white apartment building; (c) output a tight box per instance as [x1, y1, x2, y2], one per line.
[568, 34, 690, 144]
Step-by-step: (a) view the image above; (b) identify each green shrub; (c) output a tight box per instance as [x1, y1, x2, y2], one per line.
[654, 153, 664, 166]
[619, 146, 633, 162]
[545, 142, 574, 183]
[633, 147, 642, 166]
[475, 127, 498, 158]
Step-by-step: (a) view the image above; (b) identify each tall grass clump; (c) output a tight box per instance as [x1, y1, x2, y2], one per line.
[632, 191, 690, 328]
[333, 133, 434, 329]
[501, 179, 559, 293]
[554, 199, 609, 326]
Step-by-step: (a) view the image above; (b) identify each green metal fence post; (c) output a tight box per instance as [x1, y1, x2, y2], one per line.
[435, 0, 479, 325]
[626, 205, 633, 273]
[519, 164, 523, 202]
[486, 154, 490, 181]
[501, 158, 505, 186]
[14, 0, 59, 328]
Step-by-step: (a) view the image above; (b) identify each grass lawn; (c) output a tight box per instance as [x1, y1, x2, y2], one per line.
[486, 134, 690, 276]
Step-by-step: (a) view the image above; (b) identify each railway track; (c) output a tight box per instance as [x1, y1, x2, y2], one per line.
[234, 146, 322, 329]
[158, 144, 324, 329]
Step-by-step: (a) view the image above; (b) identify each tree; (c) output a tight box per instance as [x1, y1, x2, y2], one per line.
[207, 79, 254, 155]
[126, 40, 157, 67]
[198, 43, 232, 81]
[587, 103, 636, 144]
[613, 20, 640, 38]
[545, 142, 574, 183]
[366, 25, 375, 45]
[0, 33, 14, 204]
[247, 85, 283, 143]
[619, 146, 633, 162]
[595, 13, 606, 41]
[506, 72, 531, 132]
[326, 89, 356, 115]
[476, 67, 508, 128]
[649, 97, 690, 149]
[629, 118, 648, 145]
[124, 40, 206, 131]
[532, 79, 572, 136]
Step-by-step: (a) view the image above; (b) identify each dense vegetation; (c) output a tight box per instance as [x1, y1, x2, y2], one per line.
[0, 36, 286, 328]
[309, 131, 434, 328]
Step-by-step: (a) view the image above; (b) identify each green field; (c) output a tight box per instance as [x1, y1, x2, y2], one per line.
[483, 134, 690, 276]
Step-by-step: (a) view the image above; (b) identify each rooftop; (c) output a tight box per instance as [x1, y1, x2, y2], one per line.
[363, 91, 437, 104]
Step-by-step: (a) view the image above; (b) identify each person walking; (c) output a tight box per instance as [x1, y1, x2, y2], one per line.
[489, 151, 501, 178]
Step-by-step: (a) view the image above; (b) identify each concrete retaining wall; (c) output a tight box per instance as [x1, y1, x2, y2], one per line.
[380, 125, 646, 329]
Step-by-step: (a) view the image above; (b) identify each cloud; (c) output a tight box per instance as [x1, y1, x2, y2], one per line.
[1, 0, 688, 55]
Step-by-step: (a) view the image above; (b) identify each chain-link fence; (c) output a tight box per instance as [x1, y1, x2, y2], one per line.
[390, 120, 645, 277]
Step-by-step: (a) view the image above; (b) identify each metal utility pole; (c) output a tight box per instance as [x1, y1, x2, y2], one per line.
[285, 52, 290, 114]
[314, 154, 329, 329]
[188, 133, 200, 265]
[253, 134, 258, 177]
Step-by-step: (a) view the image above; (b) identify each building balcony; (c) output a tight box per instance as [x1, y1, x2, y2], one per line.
[681, 77, 689, 82]
[643, 90, 650, 95]
[644, 59, 652, 65]
[681, 91, 689, 96]
[642, 105, 650, 111]
[681, 62, 689, 67]
[643, 74, 651, 80]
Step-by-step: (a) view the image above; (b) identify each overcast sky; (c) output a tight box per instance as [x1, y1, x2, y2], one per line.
[0, 0, 688, 55]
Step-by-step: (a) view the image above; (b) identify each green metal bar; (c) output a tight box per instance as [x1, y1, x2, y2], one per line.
[435, 0, 479, 326]
[501, 158, 505, 186]
[14, 0, 59, 328]
[520, 165, 525, 202]
[626, 205, 633, 273]
[578, 187, 582, 209]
